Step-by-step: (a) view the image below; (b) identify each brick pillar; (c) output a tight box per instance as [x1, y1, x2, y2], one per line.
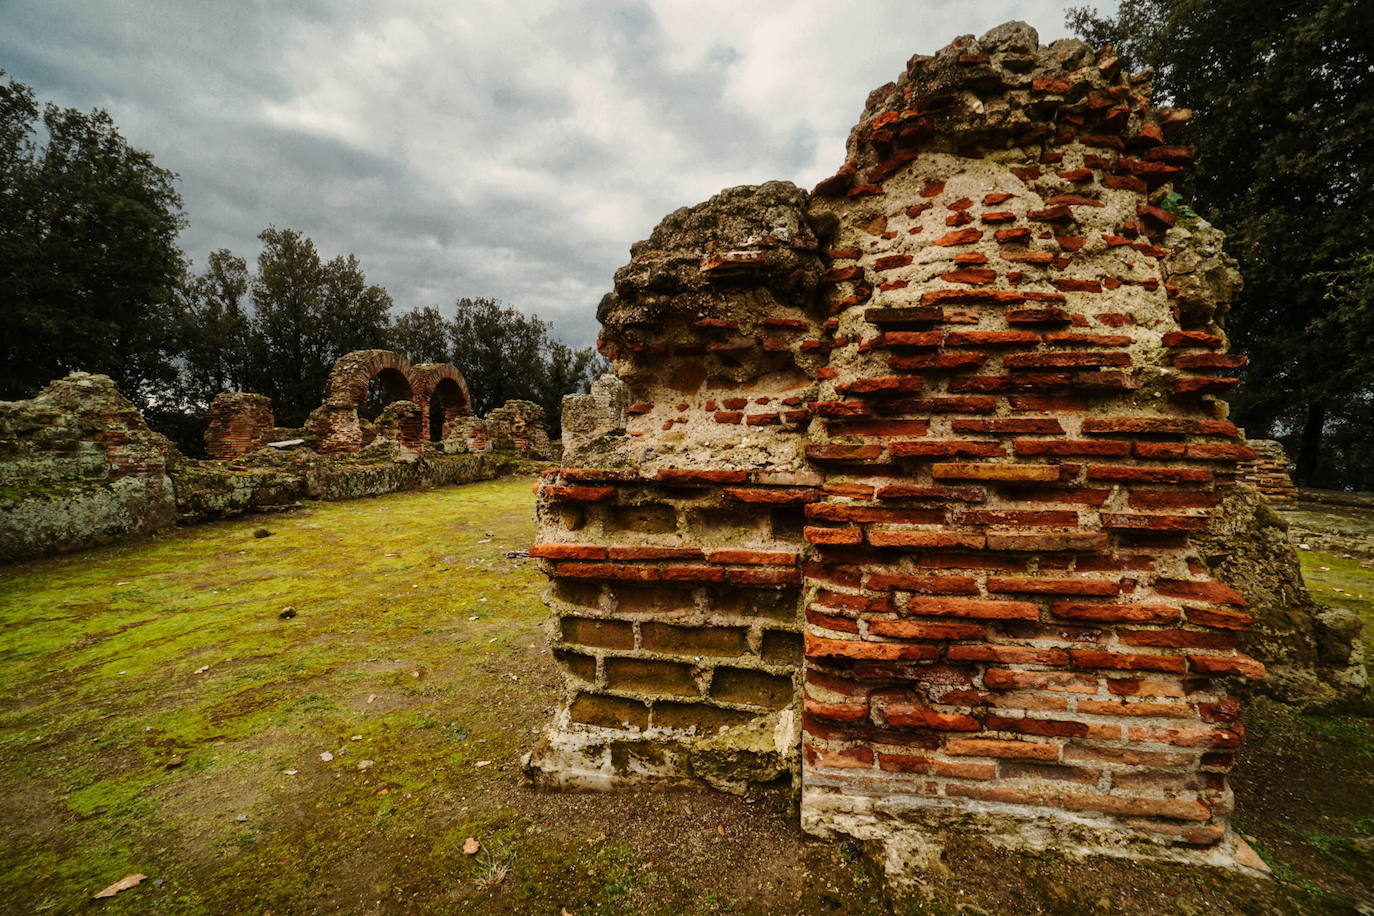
[204, 392, 274, 459]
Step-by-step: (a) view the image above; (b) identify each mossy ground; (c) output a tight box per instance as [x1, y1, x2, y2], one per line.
[0, 478, 1370, 915]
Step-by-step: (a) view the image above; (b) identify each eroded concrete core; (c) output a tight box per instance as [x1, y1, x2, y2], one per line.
[525, 21, 1333, 874]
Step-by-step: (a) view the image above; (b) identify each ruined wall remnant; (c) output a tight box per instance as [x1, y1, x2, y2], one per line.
[561, 374, 630, 462]
[204, 393, 275, 459]
[487, 400, 554, 459]
[0, 373, 177, 562]
[528, 21, 1302, 871]
[1236, 438, 1299, 507]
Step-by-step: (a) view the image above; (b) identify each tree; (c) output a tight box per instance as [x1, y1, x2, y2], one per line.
[249, 227, 393, 426]
[173, 249, 257, 411]
[0, 73, 185, 403]
[439, 297, 603, 434]
[390, 305, 450, 364]
[1067, 1, 1374, 488]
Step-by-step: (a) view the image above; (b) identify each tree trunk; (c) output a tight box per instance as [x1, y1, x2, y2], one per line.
[1295, 401, 1326, 485]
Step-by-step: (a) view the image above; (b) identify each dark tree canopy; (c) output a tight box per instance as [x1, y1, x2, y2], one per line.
[0, 73, 186, 403]
[1068, 0, 1374, 488]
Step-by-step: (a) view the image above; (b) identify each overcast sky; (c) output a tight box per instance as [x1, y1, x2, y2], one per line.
[1, 1, 1111, 346]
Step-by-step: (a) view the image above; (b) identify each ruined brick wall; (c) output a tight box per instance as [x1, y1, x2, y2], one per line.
[530, 22, 1275, 870]
[487, 400, 553, 459]
[204, 392, 274, 459]
[1236, 438, 1298, 507]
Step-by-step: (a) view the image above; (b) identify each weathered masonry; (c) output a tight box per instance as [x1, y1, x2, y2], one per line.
[528, 22, 1276, 871]
[203, 348, 554, 461]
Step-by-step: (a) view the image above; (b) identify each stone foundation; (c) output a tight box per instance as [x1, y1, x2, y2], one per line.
[527, 21, 1302, 873]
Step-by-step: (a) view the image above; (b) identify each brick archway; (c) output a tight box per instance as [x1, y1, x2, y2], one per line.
[410, 363, 473, 442]
[311, 349, 418, 453]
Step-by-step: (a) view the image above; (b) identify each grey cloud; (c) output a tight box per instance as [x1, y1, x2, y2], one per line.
[1, 1, 1101, 348]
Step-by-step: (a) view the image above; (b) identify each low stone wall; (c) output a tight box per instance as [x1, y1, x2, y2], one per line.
[0, 373, 542, 564]
[0, 374, 177, 563]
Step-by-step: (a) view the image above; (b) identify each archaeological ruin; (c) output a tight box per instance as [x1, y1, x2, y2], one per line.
[523, 21, 1364, 875]
[0, 349, 554, 563]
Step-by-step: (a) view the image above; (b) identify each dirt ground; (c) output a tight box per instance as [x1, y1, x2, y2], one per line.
[0, 477, 1371, 915]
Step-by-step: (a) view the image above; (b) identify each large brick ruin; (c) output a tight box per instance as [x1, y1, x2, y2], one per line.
[527, 22, 1287, 872]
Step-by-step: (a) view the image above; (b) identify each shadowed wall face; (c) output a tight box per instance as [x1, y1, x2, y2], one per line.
[528, 21, 1273, 868]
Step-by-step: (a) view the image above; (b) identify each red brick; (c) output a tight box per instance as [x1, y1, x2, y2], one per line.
[803, 698, 869, 723]
[932, 227, 984, 246]
[1004, 351, 1130, 368]
[659, 565, 728, 583]
[835, 376, 926, 396]
[807, 610, 860, 633]
[867, 620, 985, 640]
[805, 634, 940, 662]
[529, 543, 608, 560]
[1051, 603, 1182, 624]
[920, 288, 1026, 306]
[707, 549, 798, 566]
[1184, 607, 1255, 630]
[890, 353, 991, 373]
[810, 400, 872, 417]
[556, 562, 658, 581]
[1128, 490, 1220, 509]
[881, 703, 980, 731]
[830, 419, 931, 437]
[987, 577, 1121, 596]
[605, 546, 703, 560]
[947, 645, 1070, 665]
[1064, 793, 1209, 822]
[868, 530, 987, 549]
[984, 669, 1099, 693]
[1119, 629, 1235, 650]
[866, 573, 979, 594]
[713, 411, 743, 424]
[723, 487, 817, 504]
[1069, 650, 1188, 673]
[987, 714, 1120, 740]
[1127, 726, 1242, 749]
[1187, 654, 1266, 678]
[880, 396, 998, 414]
[955, 510, 1080, 526]
[655, 469, 749, 485]
[985, 531, 1109, 552]
[952, 418, 1063, 435]
[889, 440, 1005, 458]
[546, 485, 617, 502]
[1013, 439, 1131, 457]
[902, 596, 1040, 621]
[945, 330, 1041, 347]
[946, 738, 1060, 760]
[1101, 512, 1208, 531]
[1086, 465, 1213, 484]
[1162, 330, 1224, 349]
[1080, 417, 1238, 437]
[806, 504, 945, 524]
[805, 526, 863, 545]
[805, 443, 884, 461]
[874, 483, 985, 501]
[874, 253, 915, 271]
[727, 567, 801, 586]
[930, 463, 1061, 482]
[1153, 579, 1249, 607]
